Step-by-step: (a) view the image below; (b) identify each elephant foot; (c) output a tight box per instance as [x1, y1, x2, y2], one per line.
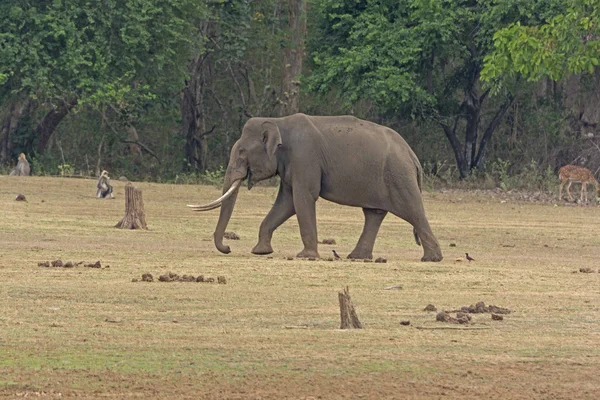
[252, 243, 274, 255]
[296, 249, 320, 259]
[347, 250, 373, 260]
[421, 249, 443, 262]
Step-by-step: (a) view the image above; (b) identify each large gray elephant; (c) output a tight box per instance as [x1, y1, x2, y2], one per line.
[190, 113, 443, 262]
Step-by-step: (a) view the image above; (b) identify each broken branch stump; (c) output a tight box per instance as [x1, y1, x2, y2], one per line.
[338, 286, 363, 329]
[115, 183, 147, 229]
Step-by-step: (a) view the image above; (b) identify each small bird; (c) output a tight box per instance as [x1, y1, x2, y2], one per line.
[332, 250, 341, 260]
[465, 253, 475, 262]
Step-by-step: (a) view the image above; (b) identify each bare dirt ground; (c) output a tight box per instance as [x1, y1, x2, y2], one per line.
[1, 176, 599, 399]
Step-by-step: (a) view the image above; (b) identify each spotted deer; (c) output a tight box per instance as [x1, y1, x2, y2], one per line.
[558, 165, 600, 203]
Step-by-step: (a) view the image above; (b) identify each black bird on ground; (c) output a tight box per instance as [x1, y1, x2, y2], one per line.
[332, 250, 342, 260]
[466, 253, 475, 262]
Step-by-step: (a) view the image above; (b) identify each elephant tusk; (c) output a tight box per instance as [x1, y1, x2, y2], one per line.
[187, 179, 242, 211]
[191, 202, 222, 212]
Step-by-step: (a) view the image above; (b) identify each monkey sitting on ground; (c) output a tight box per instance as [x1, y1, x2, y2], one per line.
[9, 153, 31, 176]
[96, 170, 114, 199]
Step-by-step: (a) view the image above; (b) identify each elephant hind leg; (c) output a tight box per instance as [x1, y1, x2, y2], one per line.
[413, 219, 443, 262]
[348, 208, 387, 260]
[388, 190, 443, 262]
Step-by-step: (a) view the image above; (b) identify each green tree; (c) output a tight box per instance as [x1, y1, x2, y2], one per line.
[0, 0, 205, 162]
[308, 0, 562, 178]
[482, 0, 600, 83]
[183, 0, 312, 172]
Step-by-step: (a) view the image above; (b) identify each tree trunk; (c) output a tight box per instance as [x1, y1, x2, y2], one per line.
[0, 102, 18, 163]
[279, 0, 307, 116]
[0, 100, 32, 163]
[441, 82, 510, 178]
[115, 183, 148, 229]
[338, 286, 363, 329]
[183, 53, 209, 171]
[35, 99, 77, 153]
[464, 88, 480, 169]
[442, 123, 469, 179]
[472, 95, 514, 169]
[126, 123, 143, 161]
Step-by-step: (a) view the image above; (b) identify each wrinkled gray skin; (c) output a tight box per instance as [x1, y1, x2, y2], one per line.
[212, 114, 443, 262]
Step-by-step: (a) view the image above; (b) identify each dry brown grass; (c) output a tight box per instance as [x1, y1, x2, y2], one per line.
[1, 176, 599, 399]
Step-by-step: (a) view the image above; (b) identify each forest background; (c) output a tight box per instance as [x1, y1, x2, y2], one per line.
[1, 0, 599, 191]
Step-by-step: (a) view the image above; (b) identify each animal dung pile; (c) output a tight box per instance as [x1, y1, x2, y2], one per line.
[374, 257, 387, 263]
[132, 272, 227, 284]
[436, 311, 471, 324]
[432, 301, 512, 324]
[446, 301, 511, 315]
[38, 260, 71, 268]
[223, 232, 240, 240]
[577, 267, 598, 273]
[38, 260, 107, 269]
[84, 261, 103, 268]
[320, 238, 336, 245]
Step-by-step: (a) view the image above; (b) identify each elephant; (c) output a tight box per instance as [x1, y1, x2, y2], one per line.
[190, 113, 443, 262]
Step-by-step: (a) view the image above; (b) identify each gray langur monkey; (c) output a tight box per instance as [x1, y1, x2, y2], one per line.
[9, 153, 31, 176]
[96, 170, 114, 199]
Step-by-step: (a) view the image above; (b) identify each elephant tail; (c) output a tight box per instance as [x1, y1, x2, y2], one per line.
[413, 228, 421, 246]
[415, 157, 423, 194]
[413, 154, 423, 246]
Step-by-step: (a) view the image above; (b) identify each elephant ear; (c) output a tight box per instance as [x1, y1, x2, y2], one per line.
[261, 121, 282, 157]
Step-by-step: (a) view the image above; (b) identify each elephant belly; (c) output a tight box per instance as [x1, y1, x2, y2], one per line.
[317, 147, 418, 211]
[308, 122, 420, 211]
[319, 173, 390, 209]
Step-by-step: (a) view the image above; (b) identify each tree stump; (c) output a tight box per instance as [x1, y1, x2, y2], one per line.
[115, 183, 147, 229]
[338, 286, 363, 329]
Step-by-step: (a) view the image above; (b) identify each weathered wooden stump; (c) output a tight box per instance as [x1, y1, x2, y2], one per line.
[115, 183, 147, 229]
[338, 286, 363, 329]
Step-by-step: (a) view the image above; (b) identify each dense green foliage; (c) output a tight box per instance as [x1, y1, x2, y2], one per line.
[482, 0, 600, 82]
[0, 0, 203, 107]
[308, 0, 582, 178]
[1, 0, 599, 187]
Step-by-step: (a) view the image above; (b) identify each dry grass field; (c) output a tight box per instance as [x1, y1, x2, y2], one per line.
[1, 176, 599, 399]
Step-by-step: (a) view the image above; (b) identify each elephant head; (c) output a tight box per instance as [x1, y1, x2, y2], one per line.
[188, 120, 282, 253]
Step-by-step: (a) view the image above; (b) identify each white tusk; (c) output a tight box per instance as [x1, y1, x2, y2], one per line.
[191, 202, 221, 212]
[187, 179, 241, 211]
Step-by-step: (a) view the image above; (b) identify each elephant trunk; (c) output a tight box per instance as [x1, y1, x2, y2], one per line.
[213, 174, 241, 254]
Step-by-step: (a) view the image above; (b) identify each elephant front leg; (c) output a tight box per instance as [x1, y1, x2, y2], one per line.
[293, 188, 319, 259]
[252, 183, 295, 255]
[348, 208, 387, 259]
